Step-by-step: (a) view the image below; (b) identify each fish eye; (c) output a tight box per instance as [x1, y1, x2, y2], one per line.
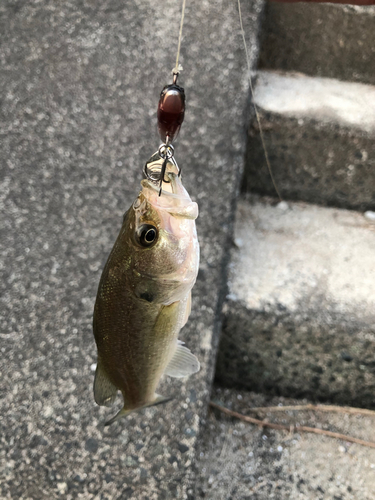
[137, 224, 158, 247]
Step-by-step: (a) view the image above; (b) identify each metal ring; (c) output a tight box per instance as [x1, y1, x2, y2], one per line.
[143, 163, 161, 182]
[158, 143, 174, 160]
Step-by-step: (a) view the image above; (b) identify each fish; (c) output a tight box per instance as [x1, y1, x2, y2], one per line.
[92, 167, 200, 425]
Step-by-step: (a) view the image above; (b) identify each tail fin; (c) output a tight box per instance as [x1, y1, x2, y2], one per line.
[104, 394, 173, 426]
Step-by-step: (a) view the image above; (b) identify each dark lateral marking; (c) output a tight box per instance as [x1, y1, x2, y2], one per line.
[139, 292, 154, 303]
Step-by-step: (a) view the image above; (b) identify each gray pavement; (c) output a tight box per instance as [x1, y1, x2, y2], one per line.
[0, 1, 263, 499]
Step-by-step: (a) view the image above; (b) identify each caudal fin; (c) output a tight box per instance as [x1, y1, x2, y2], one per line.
[104, 394, 173, 426]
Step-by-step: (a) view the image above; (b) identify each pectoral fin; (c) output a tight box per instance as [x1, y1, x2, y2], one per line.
[94, 358, 118, 407]
[164, 342, 200, 378]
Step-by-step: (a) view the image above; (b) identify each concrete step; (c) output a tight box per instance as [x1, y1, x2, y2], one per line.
[196, 386, 375, 500]
[0, 1, 263, 499]
[244, 70, 375, 211]
[259, 3, 375, 86]
[215, 195, 375, 408]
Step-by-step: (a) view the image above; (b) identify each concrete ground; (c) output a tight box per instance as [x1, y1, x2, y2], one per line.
[0, 1, 263, 499]
[196, 386, 375, 500]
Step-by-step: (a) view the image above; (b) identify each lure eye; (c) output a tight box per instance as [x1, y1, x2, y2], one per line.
[137, 224, 158, 247]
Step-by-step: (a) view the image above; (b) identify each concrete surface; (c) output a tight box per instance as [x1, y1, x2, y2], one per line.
[252, 72, 375, 134]
[196, 386, 375, 500]
[259, 3, 375, 86]
[0, 1, 263, 499]
[215, 195, 375, 407]
[244, 71, 375, 211]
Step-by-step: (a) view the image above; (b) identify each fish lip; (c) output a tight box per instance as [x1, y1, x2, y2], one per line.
[141, 175, 199, 220]
[141, 177, 189, 201]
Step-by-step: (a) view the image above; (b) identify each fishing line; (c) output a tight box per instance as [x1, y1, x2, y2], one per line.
[237, 0, 282, 201]
[174, 0, 187, 74]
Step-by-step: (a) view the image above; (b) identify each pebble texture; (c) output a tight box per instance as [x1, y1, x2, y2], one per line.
[0, 1, 263, 499]
[216, 196, 375, 407]
[259, 3, 375, 86]
[244, 71, 375, 211]
[197, 387, 375, 499]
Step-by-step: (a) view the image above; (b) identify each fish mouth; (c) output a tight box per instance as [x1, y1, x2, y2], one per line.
[142, 172, 187, 199]
[141, 174, 198, 220]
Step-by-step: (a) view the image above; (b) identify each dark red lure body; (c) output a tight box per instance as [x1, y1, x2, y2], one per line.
[157, 83, 185, 144]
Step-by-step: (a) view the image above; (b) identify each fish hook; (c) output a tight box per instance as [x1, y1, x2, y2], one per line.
[143, 142, 181, 196]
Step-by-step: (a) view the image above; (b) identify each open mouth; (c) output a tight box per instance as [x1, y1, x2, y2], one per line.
[141, 175, 198, 220]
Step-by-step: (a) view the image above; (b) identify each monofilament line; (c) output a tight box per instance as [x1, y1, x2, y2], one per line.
[174, 0, 187, 74]
[238, 0, 282, 201]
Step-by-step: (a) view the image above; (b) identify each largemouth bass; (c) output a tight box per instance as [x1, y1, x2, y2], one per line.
[93, 169, 200, 425]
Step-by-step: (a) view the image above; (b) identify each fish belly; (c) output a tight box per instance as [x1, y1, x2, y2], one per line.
[94, 287, 184, 410]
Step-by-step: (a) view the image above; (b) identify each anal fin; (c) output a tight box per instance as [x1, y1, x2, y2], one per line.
[94, 358, 118, 407]
[164, 343, 200, 379]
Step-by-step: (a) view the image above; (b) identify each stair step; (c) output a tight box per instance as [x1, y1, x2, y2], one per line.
[216, 195, 375, 408]
[244, 70, 375, 211]
[259, 2, 375, 86]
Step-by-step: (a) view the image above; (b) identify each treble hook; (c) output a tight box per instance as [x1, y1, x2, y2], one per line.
[143, 142, 181, 196]
[158, 157, 169, 196]
[157, 141, 182, 195]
